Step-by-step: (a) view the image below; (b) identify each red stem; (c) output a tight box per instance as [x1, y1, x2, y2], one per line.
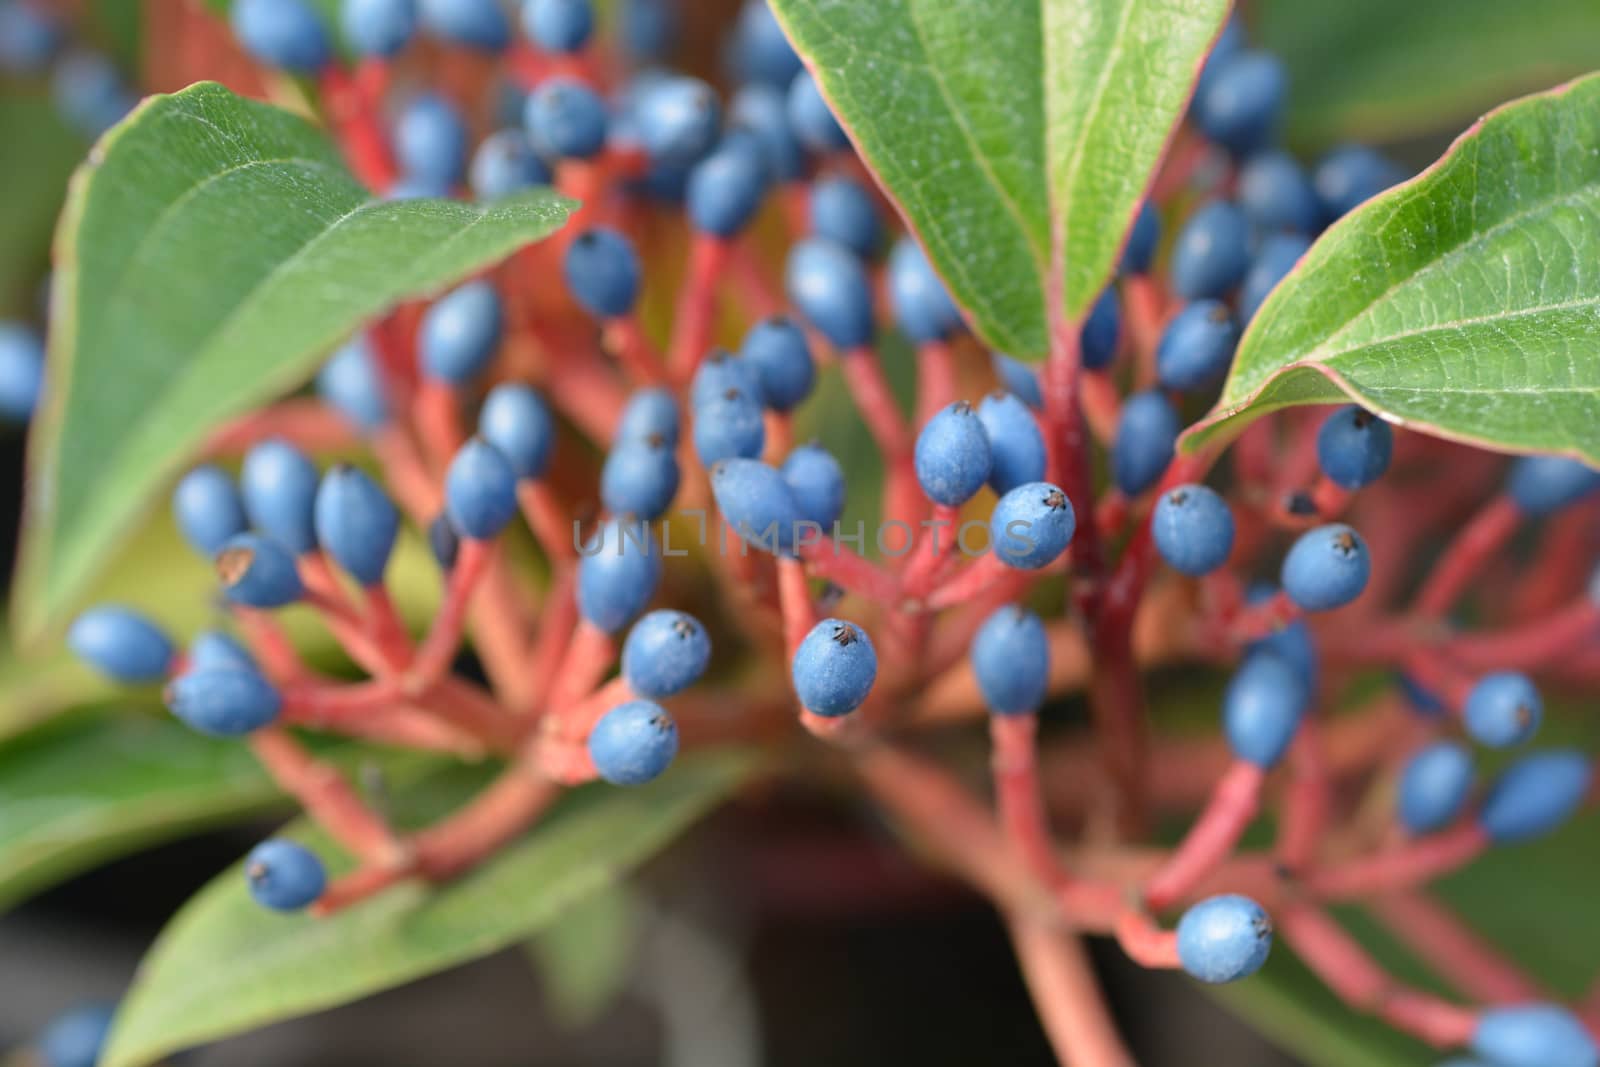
[250, 728, 403, 866]
[1305, 823, 1489, 900]
[409, 539, 492, 684]
[1412, 495, 1522, 618]
[1142, 761, 1264, 912]
[668, 236, 732, 382]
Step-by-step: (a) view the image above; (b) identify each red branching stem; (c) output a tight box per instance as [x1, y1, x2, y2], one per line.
[1276, 721, 1331, 875]
[516, 480, 578, 565]
[1225, 589, 1301, 645]
[1080, 371, 1121, 446]
[547, 621, 617, 711]
[1412, 495, 1522, 618]
[1511, 500, 1599, 619]
[1305, 822, 1490, 900]
[524, 570, 579, 714]
[205, 400, 357, 457]
[312, 862, 411, 917]
[914, 340, 959, 426]
[1040, 326, 1102, 592]
[1122, 275, 1167, 387]
[1311, 475, 1353, 519]
[284, 690, 484, 755]
[234, 611, 309, 684]
[1142, 761, 1265, 912]
[900, 504, 962, 599]
[411, 768, 561, 880]
[409, 539, 492, 684]
[922, 553, 1012, 611]
[603, 314, 667, 385]
[1112, 909, 1182, 969]
[363, 584, 414, 665]
[466, 549, 539, 706]
[372, 426, 441, 520]
[799, 709, 864, 744]
[667, 236, 733, 383]
[318, 65, 398, 191]
[422, 676, 518, 749]
[250, 728, 404, 866]
[537, 333, 629, 444]
[1006, 918, 1139, 1067]
[839, 345, 919, 526]
[1443, 598, 1600, 671]
[776, 555, 818, 658]
[1369, 891, 1545, 1005]
[729, 239, 785, 319]
[990, 713, 1070, 891]
[414, 378, 466, 468]
[1402, 649, 1472, 711]
[799, 540, 900, 604]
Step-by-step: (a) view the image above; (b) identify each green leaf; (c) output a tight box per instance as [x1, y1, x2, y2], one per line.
[767, 0, 1228, 358]
[19, 82, 574, 642]
[101, 751, 756, 1067]
[526, 882, 638, 1026]
[0, 96, 82, 317]
[1186, 73, 1600, 464]
[1260, 0, 1600, 148]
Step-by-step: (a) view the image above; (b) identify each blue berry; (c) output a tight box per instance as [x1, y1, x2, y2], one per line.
[1314, 144, 1403, 220]
[786, 237, 874, 349]
[1191, 15, 1244, 107]
[189, 630, 257, 673]
[991, 482, 1075, 570]
[786, 69, 849, 153]
[792, 618, 876, 717]
[731, 0, 801, 88]
[418, 0, 510, 51]
[1506, 455, 1600, 516]
[1244, 584, 1319, 689]
[729, 83, 805, 183]
[1080, 287, 1121, 371]
[242, 439, 319, 555]
[1176, 894, 1272, 984]
[616, 387, 680, 447]
[991, 352, 1042, 410]
[811, 175, 881, 258]
[740, 316, 814, 412]
[687, 140, 769, 237]
[1155, 300, 1238, 391]
[341, 0, 418, 57]
[68, 605, 174, 683]
[479, 383, 556, 480]
[525, 77, 608, 159]
[888, 237, 964, 344]
[1223, 652, 1309, 768]
[469, 128, 552, 201]
[173, 464, 249, 557]
[428, 512, 461, 570]
[1473, 1004, 1599, 1067]
[630, 75, 721, 167]
[1397, 741, 1474, 834]
[245, 839, 327, 911]
[622, 610, 710, 699]
[692, 342, 762, 408]
[1169, 200, 1251, 301]
[1111, 390, 1180, 496]
[317, 335, 389, 433]
[395, 92, 468, 187]
[0, 4, 61, 75]
[915, 401, 992, 507]
[692, 387, 766, 465]
[1194, 50, 1286, 156]
[166, 668, 282, 736]
[217, 533, 305, 608]
[51, 51, 134, 137]
[1121, 199, 1161, 274]
[781, 444, 846, 529]
[711, 457, 802, 553]
[620, 0, 674, 62]
[602, 436, 680, 519]
[976, 392, 1045, 496]
[385, 174, 451, 200]
[971, 606, 1048, 715]
[577, 518, 662, 633]
[445, 438, 518, 539]
[1479, 749, 1591, 844]
[1238, 150, 1320, 235]
[1281, 523, 1370, 612]
[37, 1003, 115, 1067]
[0, 322, 43, 420]
[420, 280, 503, 384]
[1152, 484, 1235, 577]
[1316, 405, 1394, 489]
[588, 700, 679, 785]
[523, 0, 592, 52]
[1238, 232, 1309, 323]
[313, 464, 399, 586]
[1397, 671, 1450, 719]
[1464, 672, 1542, 749]
[232, 0, 331, 72]
[564, 228, 640, 319]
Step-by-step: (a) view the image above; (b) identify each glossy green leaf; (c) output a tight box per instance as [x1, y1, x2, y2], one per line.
[0, 96, 82, 317]
[1187, 73, 1600, 464]
[768, 0, 1228, 358]
[102, 751, 756, 1067]
[19, 82, 574, 642]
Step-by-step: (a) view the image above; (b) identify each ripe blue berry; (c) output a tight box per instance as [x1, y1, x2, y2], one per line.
[785, 237, 875, 349]
[1080, 287, 1121, 371]
[395, 92, 468, 187]
[602, 436, 680, 519]
[991, 352, 1042, 410]
[445, 438, 518, 540]
[888, 237, 964, 344]
[1244, 584, 1318, 688]
[792, 618, 877, 717]
[1194, 50, 1286, 156]
[418, 0, 510, 51]
[420, 281, 503, 384]
[1153, 484, 1235, 576]
[1238, 149, 1320, 235]
[189, 630, 257, 673]
[0, 4, 61, 75]
[51, 51, 134, 137]
[577, 518, 662, 633]
[37, 1003, 115, 1067]
[1238, 232, 1310, 323]
[711, 457, 802, 552]
[971, 606, 1048, 715]
[341, 0, 418, 57]
[313, 464, 399, 586]
[523, 0, 593, 52]
[428, 512, 461, 570]
[588, 700, 679, 785]
[68, 605, 174, 683]
[525, 77, 608, 159]
[1191, 15, 1244, 108]
[1169, 200, 1251, 301]
[232, 0, 331, 73]
[0, 321, 43, 420]
[810, 175, 881, 258]
[731, 0, 801, 88]
[692, 387, 766, 466]
[245, 839, 327, 911]
[616, 387, 680, 447]
[166, 668, 282, 736]
[1223, 652, 1309, 768]
[620, 0, 674, 61]
[1316, 405, 1394, 489]
[317, 335, 389, 433]
[242, 439, 320, 555]
[1397, 741, 1474, 834]
[976, 392, 1045, 495]
[781, 443, 846, 529]
[217, 533, 305, 608]
[1121, 199, 1161, 274]
[990, 482, 1075, 570]
[740, 316, 814, 412]
[1472, 1004, 1599, 1067]
[1506, 455, 1600, 516]
[564, 227, 641, 320]
[687, 140, 769, 236]
[469, 128, 552, 200]
[730, 83, 806, 184]
[1111, 390, 1180, 496]
[630, 75, 722, 167]
[173, 464, 249, 557]
[479, 383, 556, 480]
[1479, 749, 1591, 844]
[1176, 894, 1272, 984]
[1281, 523, 1370, 611]
[786, 69, 849, 152]
[1464, 671, 1543, 749]
[1155, 300, 1238, 391]
[622, 610, 710, 699]
[1314, 144, 1403, 220]
[915, 401, 992, 507]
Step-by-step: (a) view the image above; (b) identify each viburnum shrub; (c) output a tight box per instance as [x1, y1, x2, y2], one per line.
[2, 0, 1598, 1065]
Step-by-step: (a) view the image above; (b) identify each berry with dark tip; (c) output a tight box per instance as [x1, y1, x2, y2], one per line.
[1464, 671, 1543, 749]
[1194, 50, 1286, 155]
[1152, 484, 1235, 577]
[616, 387, 680, 447]
[444, 438, 518, 540]
[216, 533, 305, 608]
[589, 700, 679, 785]
[710, 457, 802, 553]
[1111, 390, 1180, 496]
[523, 0, 593, 53]
[317, 336, 389, 433]
[1397, 741, 1474, 834]
[166, 668, 282, 736]
[577, 518, 662, 633]
[341, 0, 418, 58]
[524, 77, 608, 159]
[37, 1002, 115, 1067]
[976, 392, 1046, 496]
[1238, 149, 1321, 235]
[1176, 894, 1273, 984]
[231, 0, 331, 73]
[1223, 652, 1309, 769]
[1316, 405, 1394, 489]
[420, 281, 503, 384]
[602, 435, 680, 519]
[811, 175, 881, 258]
[245, 838, 327, 911]
[687, 139, 769, 236]
[991, 352, 1042, 410]
[622, 610, 711, 699]
[418, 0, 510, 51]
[691, 349, 765, 410]
[1479, 749, 1592, 843]
[173, 464, 249, 558]
[786, 68, 848, 152]
[1314, 144, 1404, 220]
[740, 317, 814, 412]
[990, 482, 1075, 570]
[564, 228, 641, 319]
[1121, 199, 1160, 274]
[313, 464, 400, 586]
[394, 92, 468, 187]
[1080, 287, 1121, 371]
[469, 128, 552, 201]
[915, 401, 992, 507]
[0, 321, 43, 420]
[731, 0, 801, 88]
[189, 630, 257, 674]
[68, 606, 174, 683]
[1472, 1004, 1599, 1067]
[1155, 300, 1238, 392]
[1281, 523, 1371, 611]
[970, 606, 1048, 715]
[781, 444, 846, 530]
[888, 237, 964, 344]
[1238, 232, 1309, 323]
[692, 387, 766, 465]
[1506, 455, 1600, 516]
[791, 618, 876, 716]
[479, 383, 556, 480]
[1169, 200, 1251, 301]
[786, 237, 875, 349]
